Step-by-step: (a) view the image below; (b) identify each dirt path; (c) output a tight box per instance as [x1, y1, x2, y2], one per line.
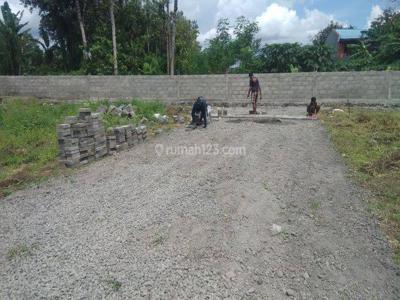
[1, 118, 399, 299]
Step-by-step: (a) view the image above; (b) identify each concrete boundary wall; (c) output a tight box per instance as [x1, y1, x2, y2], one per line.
[0, 71, 399, 105]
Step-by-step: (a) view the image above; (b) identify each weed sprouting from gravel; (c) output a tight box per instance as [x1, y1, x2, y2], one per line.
[152, 233, 167, 246]
[310, 200, 321, 212]
[280, 230, 290, 241]
[7, 244, 35, 259]
[105, 278, 122, 292]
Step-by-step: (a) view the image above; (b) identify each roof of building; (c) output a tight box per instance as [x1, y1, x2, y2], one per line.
[335, 29, 366, 41]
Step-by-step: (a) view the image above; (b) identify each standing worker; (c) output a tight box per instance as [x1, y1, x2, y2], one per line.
[247, 73, 262, 114]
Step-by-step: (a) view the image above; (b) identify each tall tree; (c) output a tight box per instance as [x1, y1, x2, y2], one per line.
[109, 0, 118, 75]
[165, 0, 170, 73]
[203, 18, 234, 73]
[75, 0, 90, 59]
[313, 21, 345, 45]
[0, 2, 30, 75]
[231, 16, 261, 72]
[170, 0, 177, 75]
[175, 13, 201, 74]
[367, 9, 400, 67]
[22, 0, 84, 71]
[260, 43, 302, 73]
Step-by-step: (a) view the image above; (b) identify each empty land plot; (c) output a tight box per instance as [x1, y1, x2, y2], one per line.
[0, 117, 399, 299]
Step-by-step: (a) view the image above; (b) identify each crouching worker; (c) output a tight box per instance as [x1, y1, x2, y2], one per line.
[191, 96, 207, 128]
[307, 97, 321, 119]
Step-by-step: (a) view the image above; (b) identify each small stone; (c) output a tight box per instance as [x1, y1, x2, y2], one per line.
[158, 115, 168, 124]
[271, 224, 282, 235]
[79, 107, 91, 113]
[179, 116, 185, 123]
[285, 288, 296, 297]
[303, 272, 310, 279]
[247, 288, 255, 294]
[225, 270, 235, 280]
[277, 270, 284, 278]
[155, 129, 163, 135]
[143, 281, 153, 287]
[96, 106, 107, 114]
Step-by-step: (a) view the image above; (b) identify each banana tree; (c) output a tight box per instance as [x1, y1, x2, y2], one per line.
[0, 1, 30, 75]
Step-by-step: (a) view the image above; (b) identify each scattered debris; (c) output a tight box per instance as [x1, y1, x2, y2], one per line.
[271, 224, 282, 235]
[96, 105, 107, 114]
[332, 109, 345, 114]
[154, 113, 169, 124]
[120, 104, 134, 118]
[155, 128, 163, 135]
[173, 115, 185, 124]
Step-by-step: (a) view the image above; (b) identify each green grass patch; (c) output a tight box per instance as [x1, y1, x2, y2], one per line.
[0, 98, 168, 197]
[321, 108, 400, 263]
[152, 232, 168, 246]
[310, 200, 321, 212]
[7, 243, 38, 259]
[104, 277, 122, 292]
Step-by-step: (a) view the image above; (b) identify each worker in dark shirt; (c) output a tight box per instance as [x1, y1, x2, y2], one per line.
[307, 97, 321, 118]
[247, 73, 262, 114]
[191, 96, 207, 128]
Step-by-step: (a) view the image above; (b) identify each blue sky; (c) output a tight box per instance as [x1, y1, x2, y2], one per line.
[179, 0, 392, 44]
[2, 0, 395, 45]
[294, 0, 383, 28]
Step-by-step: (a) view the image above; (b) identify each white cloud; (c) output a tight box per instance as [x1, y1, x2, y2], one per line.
[197, 28, 217, 45]
[256, 4, 336, 44]
[215, 0, 296, 22]
[197, 2, 337, 45]
[366, 5, 383, 28]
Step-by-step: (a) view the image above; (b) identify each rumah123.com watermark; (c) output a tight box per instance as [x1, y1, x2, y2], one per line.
[154, 144, 246, 157]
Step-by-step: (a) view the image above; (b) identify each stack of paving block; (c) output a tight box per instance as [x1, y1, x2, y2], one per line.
[106, 128, 117, 153]
[91, 113, 108, 159]
[136, 126, 143, 141]
[57, 107, 148, 167]
[124, 125, 138, 147]
[140, 125, 147, 140]
[113, 126, 129, 152]
[57, 108, 105, 167]
[57, 122, 79, 167]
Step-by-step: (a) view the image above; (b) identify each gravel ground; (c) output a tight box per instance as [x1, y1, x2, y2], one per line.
[1, 116, 399, 299]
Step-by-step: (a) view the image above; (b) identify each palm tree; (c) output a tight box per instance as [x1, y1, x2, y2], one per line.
[0, 1, 30, 75]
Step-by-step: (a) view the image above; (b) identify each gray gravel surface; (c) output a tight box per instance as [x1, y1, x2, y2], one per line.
[1, 118, 399, 299]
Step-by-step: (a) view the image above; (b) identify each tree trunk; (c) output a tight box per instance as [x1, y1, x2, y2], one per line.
[145, 0, 150, 53]
[165, 0, 170, 74]
[170, 0, 177, 75]
[109, 0, 118, 75]
[75, 0, 89, 59]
